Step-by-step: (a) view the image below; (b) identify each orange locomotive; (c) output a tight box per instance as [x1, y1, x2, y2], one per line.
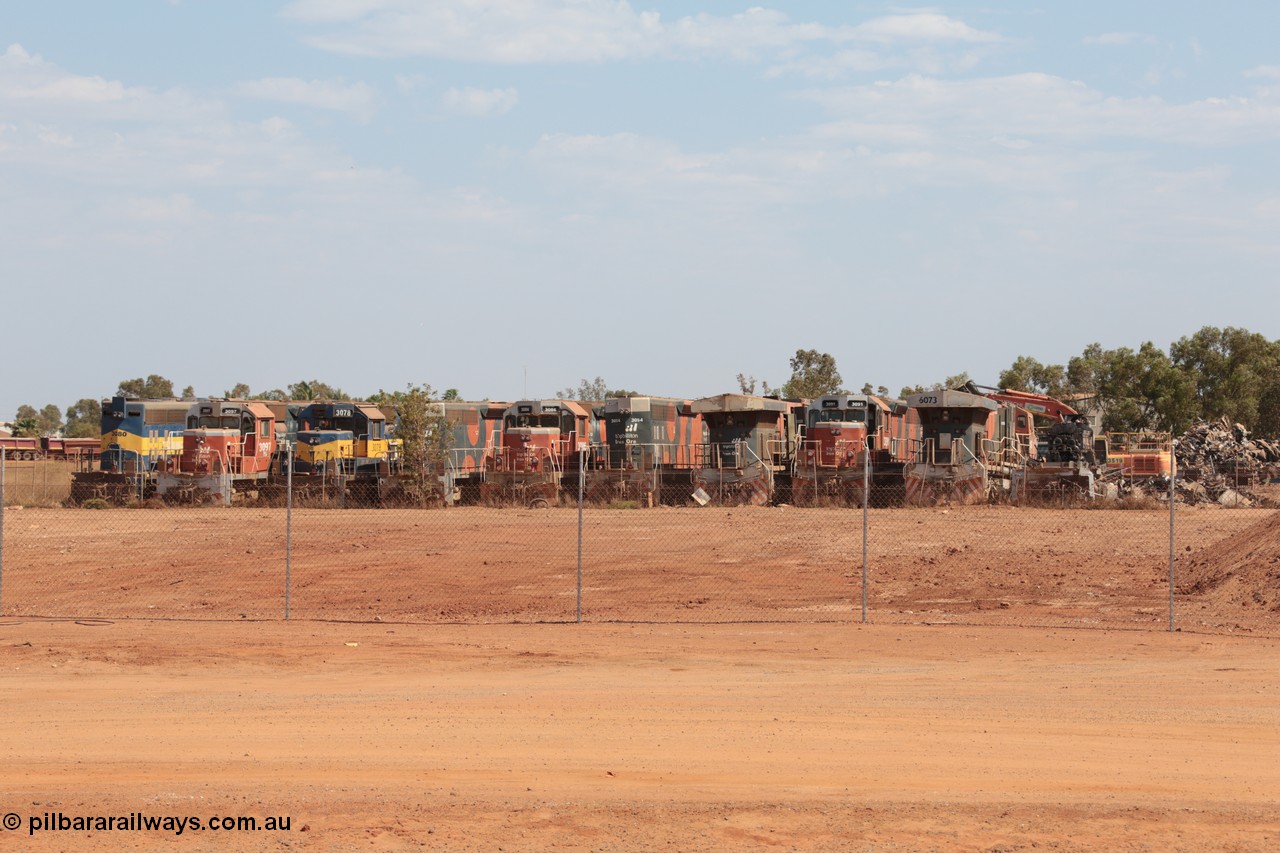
[791, 394, 920, 506]
[156, 399, 279, 505]
[480, 400, 600, 507]
[903, 389, 1036, 505]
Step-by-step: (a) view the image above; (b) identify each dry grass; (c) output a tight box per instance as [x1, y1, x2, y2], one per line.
[1, 459, 74, 506]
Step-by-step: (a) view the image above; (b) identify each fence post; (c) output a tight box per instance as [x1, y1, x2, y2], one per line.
[862, 444, 869, 625]
[286, 442, 293, 621]
[576, 448, 585, 624]
[1169, 468, 1175, 632]
[1, 448, 6, 612]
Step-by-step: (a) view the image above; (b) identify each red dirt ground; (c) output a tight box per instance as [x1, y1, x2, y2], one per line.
[2, 505, 1275, 633]
[1, 620, 1277, 851]
[1179, 509, 1280, 614]
[1, 505, 1278, 850]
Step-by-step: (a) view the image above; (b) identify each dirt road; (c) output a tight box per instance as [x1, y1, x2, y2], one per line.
[2, 619, 1277, 851]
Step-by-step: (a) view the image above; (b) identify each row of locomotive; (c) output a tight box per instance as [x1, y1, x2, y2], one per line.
[66, 387, 1168, 507]
[70, 396, 388, 504]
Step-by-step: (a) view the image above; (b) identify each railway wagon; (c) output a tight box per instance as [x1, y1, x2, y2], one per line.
[156, 399, 279, 505]
[1, 436, 103, 463]
[481, 400, 598, 506]
[292, 401, 392, 504]
[690, 394, 804, 506]
[70, 396, 188, 503]
[585, 396, 705, 505]
[41, 436, 101, 462]
[903, 389, 1035, 505]
[0, 435, 41, 460]
[791, 394, 920, 506]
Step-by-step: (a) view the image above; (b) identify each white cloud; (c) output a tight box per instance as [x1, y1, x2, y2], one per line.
[395, 73, 427, 93]
[283, 0, 665, 62]
[0, 43, 126, 102]
[1083, 32, 1159, 46]
[36, 125, 73, 147]
[235, 76, 379, 121]
[442, 86, 519, 117]
[848, 13, 1001, 45]
[799, 73, 1280, 148]
[0, 42, 219, 124]
[120, 193, 198, 224]
[281, 2, 1001, 67]
[0, 45, 399, 201]
[1245, 65, 1280, 79]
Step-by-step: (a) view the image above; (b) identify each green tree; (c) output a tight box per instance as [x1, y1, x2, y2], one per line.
[1061, 340, 1201, 431]
[780, 349, 843, 399]
[1256, 380, 1280, 438]
[1075, 342, 1195, 433]
[117, 375, 176, 398]
[224, 383, 251, 399]
[736, 374, 774, 396]
[442, 388, 460, 401]
[287, 380, 348, 401]
[180, 385, 195, 398]
[12, 405, 40, 437]
[64, 398, 102, 438]
[11, 416, 38, 437]
[1170, 326, 1280, 430]
[37, 404, 63, 435]
[998, 356, 1069, 397]
[556, 377, 609, 401]
[12, 404, 61, 436]
[859, 383, 891, 398]
[553, 377, 636, 400]
[899, 372, 970, 399]
[393, 385, 453, 506]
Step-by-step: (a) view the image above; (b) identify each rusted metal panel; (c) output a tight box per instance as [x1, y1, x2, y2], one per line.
[690, 393, 791, 415]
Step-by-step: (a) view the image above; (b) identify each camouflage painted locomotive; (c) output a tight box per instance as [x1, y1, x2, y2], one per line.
[438, 400, 507, 502]
[790, 394, 920, 506]
[379, 400, 508, 505]
[585, 396, 705, 506]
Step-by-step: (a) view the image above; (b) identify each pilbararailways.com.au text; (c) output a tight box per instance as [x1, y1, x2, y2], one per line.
[10, 811, 291, 836]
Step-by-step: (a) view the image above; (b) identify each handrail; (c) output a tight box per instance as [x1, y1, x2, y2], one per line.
[743, 440, 775, 494]
[585, 441, 676, 471]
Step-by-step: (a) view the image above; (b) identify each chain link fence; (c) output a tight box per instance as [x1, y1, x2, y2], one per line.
[1, 449, 1276, 635]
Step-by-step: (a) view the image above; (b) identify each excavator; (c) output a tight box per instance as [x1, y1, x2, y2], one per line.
[957, 382, 1113, 502]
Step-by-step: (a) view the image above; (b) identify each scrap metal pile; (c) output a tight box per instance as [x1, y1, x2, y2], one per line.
[1170, 417, 1280, 506]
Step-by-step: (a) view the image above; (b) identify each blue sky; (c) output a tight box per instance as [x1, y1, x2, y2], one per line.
[3, 1, 1278, 415]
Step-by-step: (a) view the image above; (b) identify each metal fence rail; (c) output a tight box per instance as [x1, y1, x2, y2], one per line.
[1, 451, 1277, 635]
